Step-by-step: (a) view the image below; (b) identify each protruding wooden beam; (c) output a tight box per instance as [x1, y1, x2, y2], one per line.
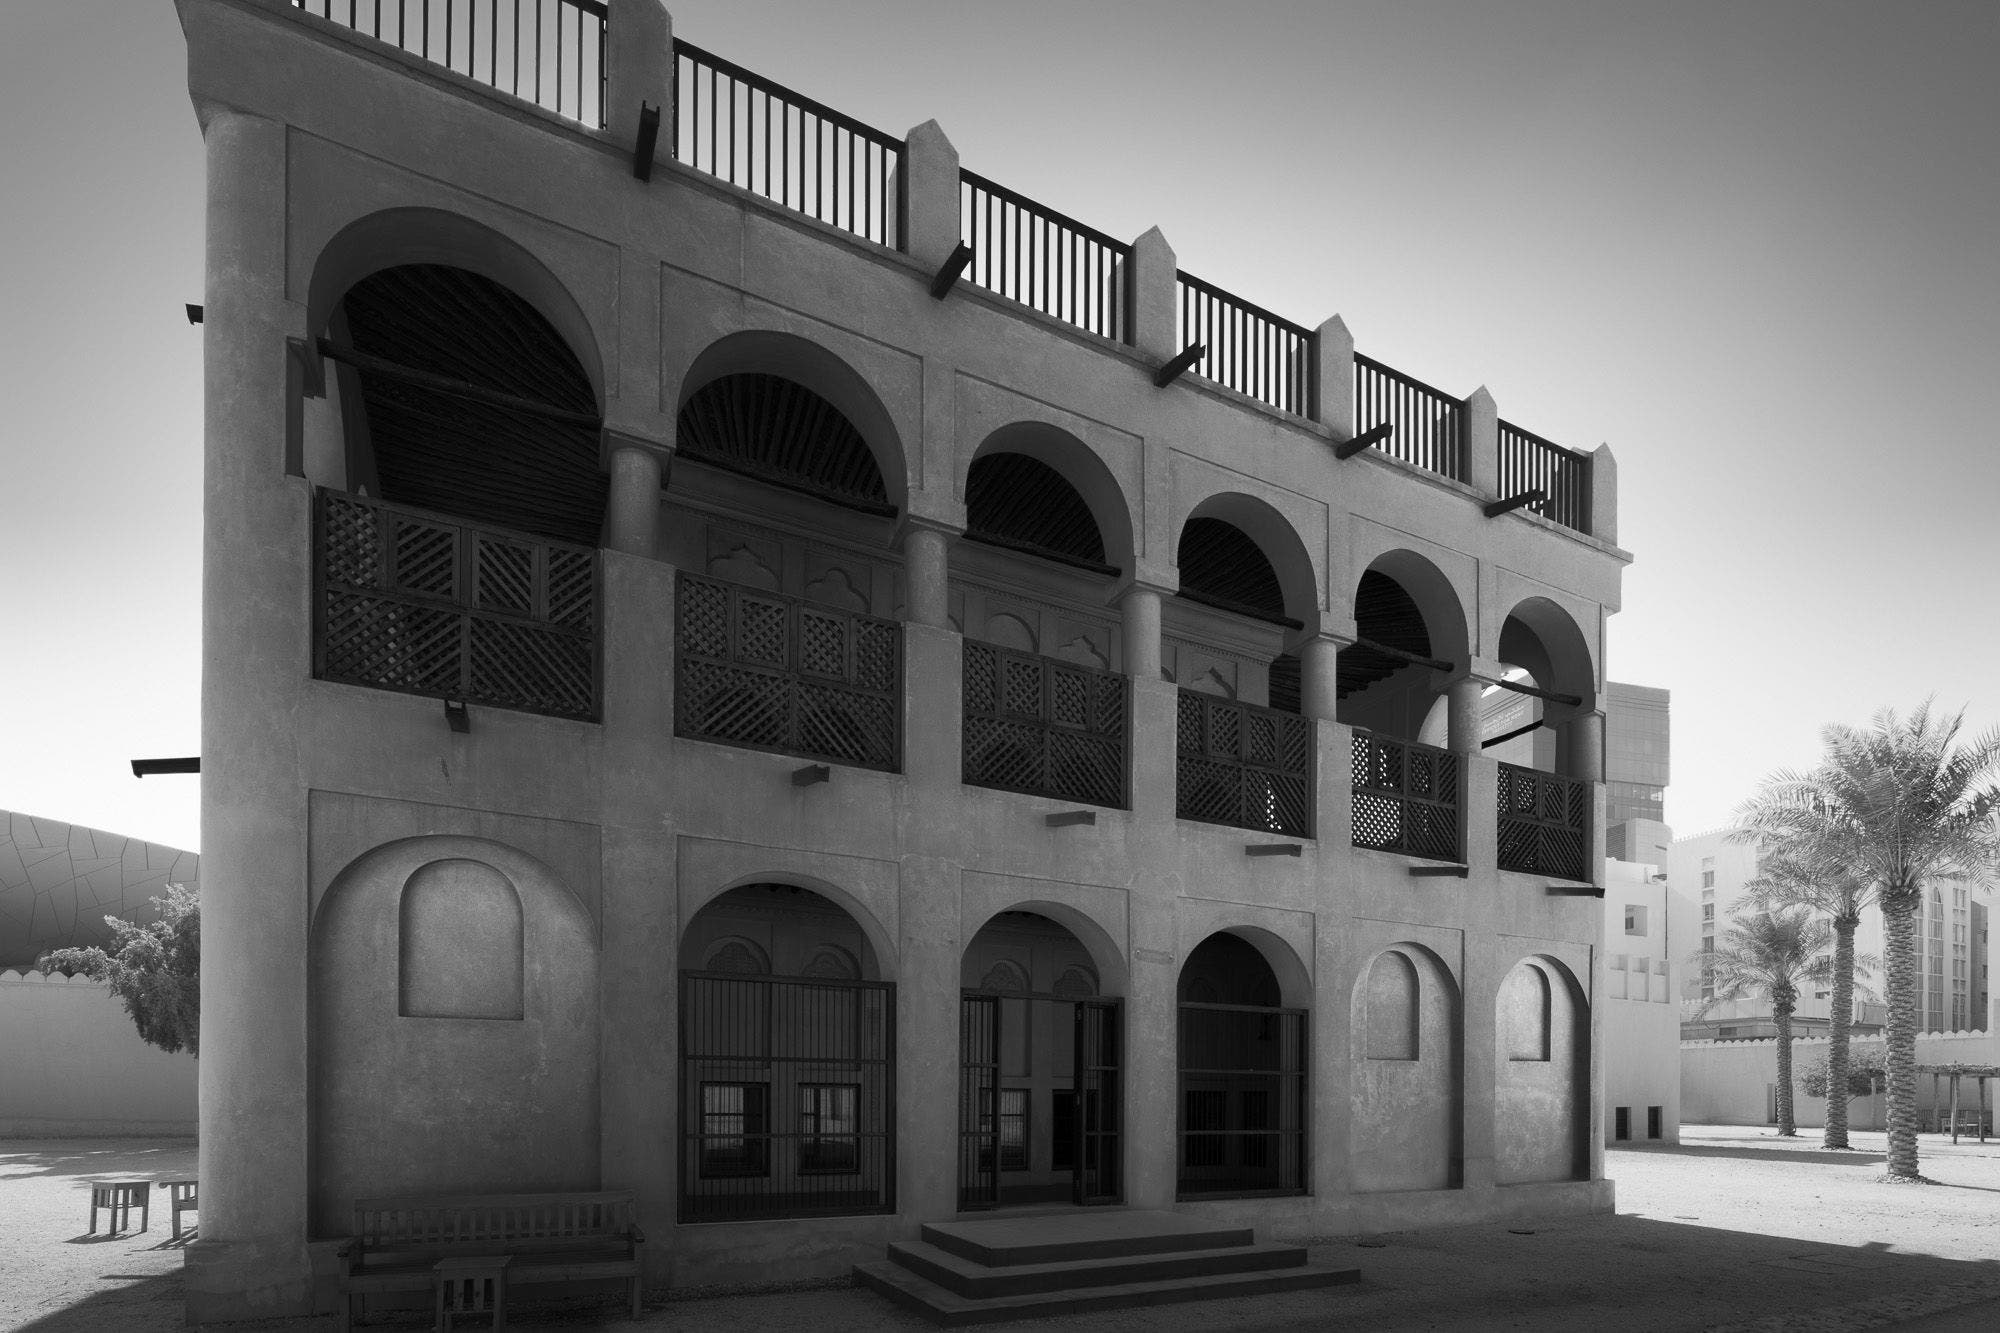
[130, 757, 200, 778]
[1481, 717, 1545, 749]
[632, 102, 661, 180]
[1046, 810, 1097, 828]
[1349, 635, 1454, 674]
[1409, 864, 1468, 878]
[185, 304, 203, 325]
[791, 764, 831, 787]
[1246, 843, 1302, 857]
[1487, 675, 1583, 707]
[1545, 882, 1605, 898]
[316, 339, 603, 428]
[1152, 343, 1206, 388]
[1483, 488, 1546, 519]
[1334, 422, 1393, 459]
[929, 242, 973, 298]
[444, 700, 470, 734]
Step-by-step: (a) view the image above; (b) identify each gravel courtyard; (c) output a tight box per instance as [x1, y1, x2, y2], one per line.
[5, 1125, 1999, 1331]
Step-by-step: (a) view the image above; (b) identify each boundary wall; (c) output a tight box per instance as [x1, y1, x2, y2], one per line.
[0, 969, 198, 1136]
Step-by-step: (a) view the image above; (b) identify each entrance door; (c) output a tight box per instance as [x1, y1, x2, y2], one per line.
[957, 992, 1122, 1210]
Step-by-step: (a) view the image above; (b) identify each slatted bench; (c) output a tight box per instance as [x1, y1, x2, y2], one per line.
[334, 1191, 644, 1330]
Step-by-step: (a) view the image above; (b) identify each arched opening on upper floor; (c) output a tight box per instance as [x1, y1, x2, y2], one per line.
[673, 331, 907, 520]
[677, 882, 894, 1222]
[1337, 550, 1471, 744]
[1171, 494, 1319, 716]
[1176, 930, 1308, 1198]
[321, 262, 606, 546]
[961, 423, 1134, 581]
[1486, 596, 1597, 778]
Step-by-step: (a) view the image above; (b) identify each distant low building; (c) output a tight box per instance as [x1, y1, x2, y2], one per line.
[0, 810, 198, 970]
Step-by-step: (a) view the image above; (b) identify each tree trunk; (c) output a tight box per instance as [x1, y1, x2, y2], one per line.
[1882, 891, 1922, 1178]
[1774, 994, 1796, 1135]
[1825, 916, 1857, 1149]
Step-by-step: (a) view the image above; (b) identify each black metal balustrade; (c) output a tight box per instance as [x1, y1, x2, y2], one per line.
[673, 41, 902, 249]
[1177, 1003, 1307, 1198]
[1353, 353, 1466, 482]
[291, 1, 607, 127]
[962, 642, 1127, 808]
[1176, 692, 1313, 837]
[960, 171, 1129, 342]
[314, 488, 598, 719]
[1498, 420, 1592, 535]
[1351, 730, 1462, 862]
[1176, 272, 1316, 417]
[1496, 762, 1589, 881]
[675, 573, 901, 771]
[679, 972, 895, 1222]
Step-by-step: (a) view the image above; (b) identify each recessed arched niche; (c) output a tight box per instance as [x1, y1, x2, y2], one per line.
[1364, 951, 1420, 1061]
[1349, 946, 1462, 1193]
[398, 859, 524, 1020]
[1494, 958, 1588, 1184]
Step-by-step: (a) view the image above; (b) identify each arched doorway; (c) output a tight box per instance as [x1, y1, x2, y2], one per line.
[958, 911, 1121, 1209]
[1176, 932, 1308, 1197]
[677, 884, 895, 1222]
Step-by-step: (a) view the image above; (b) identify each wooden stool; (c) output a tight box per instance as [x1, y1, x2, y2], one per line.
[434, 1254, 509, 1331]
[88, 1181, 151, 1235]
[162, 1179, 199, 1239]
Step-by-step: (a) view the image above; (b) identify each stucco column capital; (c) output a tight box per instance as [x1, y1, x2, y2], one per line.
[895, 512, 964, 546]
[598, 427, 674, 471]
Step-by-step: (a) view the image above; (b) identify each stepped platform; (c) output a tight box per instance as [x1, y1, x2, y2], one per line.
[854, 1208, 1359, 1325]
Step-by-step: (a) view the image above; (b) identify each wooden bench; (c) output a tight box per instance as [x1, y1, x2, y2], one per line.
[334, 1191, 644, 1330]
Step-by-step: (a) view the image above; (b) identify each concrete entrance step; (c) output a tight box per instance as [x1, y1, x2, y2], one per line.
[888, 1236, 1311, 1297]
[854, 1255, 1361, 1326]
[920, 1208, 1255, 1266]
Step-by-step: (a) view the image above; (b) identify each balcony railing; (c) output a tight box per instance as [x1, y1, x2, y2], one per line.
[1498, 420, 1592, 535]
[674, 40, 903, 249]
[1496, 762, 1588, 881]
[963, 642, 1127, 808]
[1353, 353, 1466, 482]
[314, 488, 598, 719]
[292, 0, 607, 127]
[1176, 692, 1312, 837]
[676, 573, 901, 771]
[960, 171, 1129, 342]
[1351, 731, 1461, 862]
[1176, 272, 1315, 418]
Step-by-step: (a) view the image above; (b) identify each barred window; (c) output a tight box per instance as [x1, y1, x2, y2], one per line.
[798, 1084, 859, 1174]
[700, 1083, 769, 1178]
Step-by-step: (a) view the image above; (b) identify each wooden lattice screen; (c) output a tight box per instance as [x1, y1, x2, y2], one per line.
[1495, 761, 1589, 880]
[1350, 730, 1462, 862]
[675, 573, 901, 771]
[314, 489, 598, 719]
[962, 641, 1127, 808]
[1175, 692, 1312, 837]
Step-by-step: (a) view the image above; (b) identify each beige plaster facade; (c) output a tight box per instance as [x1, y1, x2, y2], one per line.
[179, 0, 1630, 1318]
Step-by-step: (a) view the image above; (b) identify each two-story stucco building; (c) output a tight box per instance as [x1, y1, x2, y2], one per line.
[180, 0, 1630, 1318]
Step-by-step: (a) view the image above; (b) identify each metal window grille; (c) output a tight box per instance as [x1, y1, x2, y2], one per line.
[313, 488, 599, 720]
[1175, 691, 1313, 837]
[962, 641, 1128, 808]
[1350, 730, 1461, 862]
[673, 40, 903, 249]
[1176, 272, 1316, 417]
[290, 1, 607, 127]
[960, 171, 1129, 342]
[1352, 352, 1465, 481]
[1496, 761, 1589, 881]
[675, 572, 901, 771]
[1498, 420, 1592, 535]
[679, 972, 894, 1222]
[1177, 1003, 1307, 1197]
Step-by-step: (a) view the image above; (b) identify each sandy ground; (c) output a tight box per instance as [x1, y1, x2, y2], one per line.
[5, 1125, 2000, 1331]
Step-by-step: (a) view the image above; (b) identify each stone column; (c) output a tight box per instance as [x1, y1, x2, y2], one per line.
[901, 519, 954, 629]
[186, 109, 315, 1320]
[1118, 582, 1165, 680]
[1568, 710, 1605, 783]
[1312, 314, 1354, 438]
[901, 120, 960, 271]
[1447, 677, 1484, 754]
[1299, 633, 1346, 722]
[602, 431, 667, 557]
[1464, 385, 1498, 496]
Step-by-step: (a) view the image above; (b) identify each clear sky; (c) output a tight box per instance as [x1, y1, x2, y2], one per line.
[2, 1, 1996, 854]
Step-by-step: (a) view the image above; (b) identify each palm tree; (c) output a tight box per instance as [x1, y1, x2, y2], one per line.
[1727, 820, 1878, 1149]
[1697, 907, 1835, 1135]
[1732, 702, 2000, 1179]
